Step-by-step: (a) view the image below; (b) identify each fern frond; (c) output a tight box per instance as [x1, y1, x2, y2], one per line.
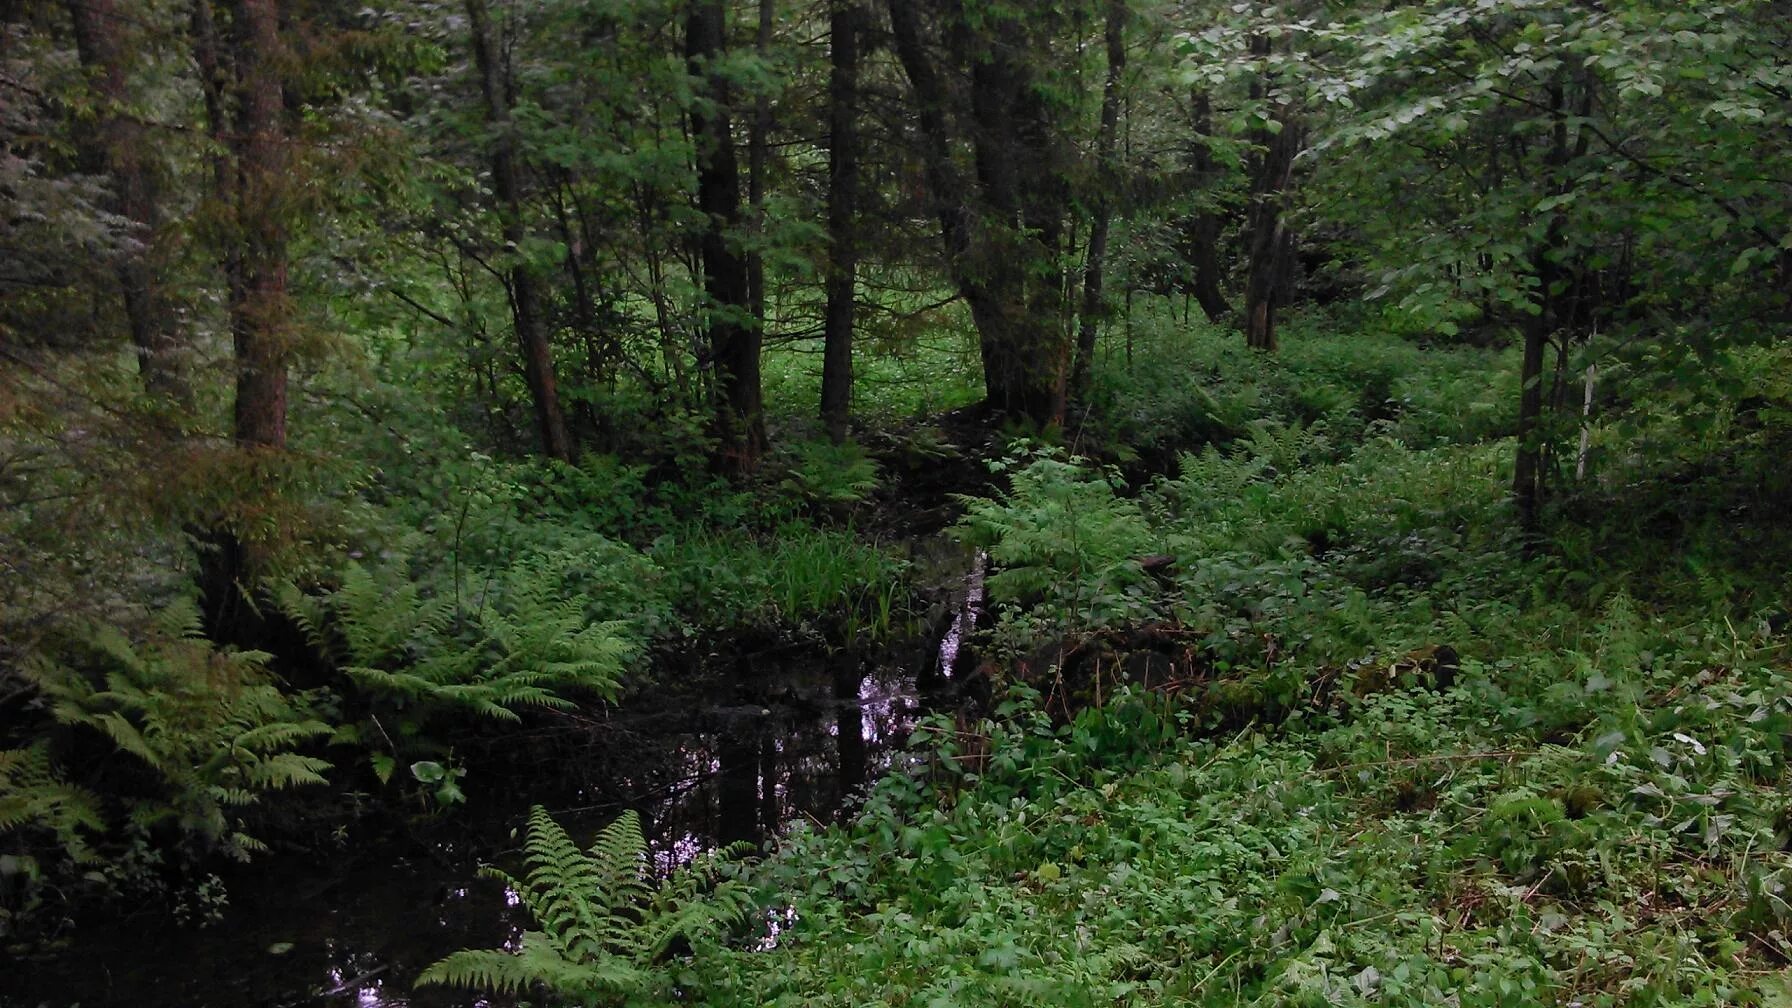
[416, 932, 647, 998]
[241, 753, 333, 790]
[0, 744, 105, 862]
[418, 806, 755, 1001]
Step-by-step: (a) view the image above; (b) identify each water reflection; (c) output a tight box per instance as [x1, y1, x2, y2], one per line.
[5, 546, 989, 1008]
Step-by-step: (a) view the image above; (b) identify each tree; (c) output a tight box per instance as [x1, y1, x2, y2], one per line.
[465, 0, 574, 463]
[819, 0, 866, 443]
[63, 0, 189, 407]
[1242, 100, 1301, 352]
[1180, 90, 1234, 324]
[1307, 0, 1792, 533]
[1070, 0, 1128, 398]
[688, 0, 766, 472]
[886, 0, 1084, 428]
[220, 0, 292, 450]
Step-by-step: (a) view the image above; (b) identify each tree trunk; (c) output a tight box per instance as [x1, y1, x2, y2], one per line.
[820, 0, 864, 444]
[466, 0, 573, 462]
[886, 0, 1070, 427]
[1070, 0, 1126, 400]
[747, 0, 771, 336]
[688, 0, 765, 474]
[230, 0, 290, 449]
[1187, 91, 1232, 323]
[1243, 111, 1301, 352]
[65, 0, 188, 407]
[192, 0, 290, 642]
[1515, 77, 1571, 537]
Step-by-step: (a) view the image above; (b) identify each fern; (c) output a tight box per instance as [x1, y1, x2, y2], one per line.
[955, 450, 1156, 629]
[417, 806, 755, 1006]
[779, 439, 882, 507]
[284, 558, 633, 737]
[22, 599, 332, 860]
[0, 743, 105, 867]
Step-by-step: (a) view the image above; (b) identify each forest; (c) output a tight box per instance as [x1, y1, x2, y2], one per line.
[1, 0, 1790, 1003]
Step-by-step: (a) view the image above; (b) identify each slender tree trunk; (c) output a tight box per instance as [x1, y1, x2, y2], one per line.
[1515, 77, 1571, 537]
[66, 0, 188, 407]
[1243, 110, 1301, 352]
[688, 0, 765, 473]
[747, 0, 771, 334]
[466, 0, 573, 462]
[820, 0, 864, 444]
[1070, 0, 1126, 400]
[191, 0, 290, 642]
[1187, 91, 1232, 323]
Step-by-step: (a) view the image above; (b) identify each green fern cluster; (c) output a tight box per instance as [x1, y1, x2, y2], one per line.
[0, 742, 104, 872]
[14, 599, 332, 862]
[955, 450, 1156, 628]
[283, 558, 634, 728]
[779, 439, 882, 508]
[417, 806, 754, 1006]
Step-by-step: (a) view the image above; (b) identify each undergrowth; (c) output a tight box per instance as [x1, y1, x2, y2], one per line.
[668, 328, 1792, 1005]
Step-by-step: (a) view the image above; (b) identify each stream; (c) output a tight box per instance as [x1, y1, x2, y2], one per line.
[2, 544, 987, 1008]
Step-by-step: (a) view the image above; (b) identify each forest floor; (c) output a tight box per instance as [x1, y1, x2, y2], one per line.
[9, 310, 1792, 1007]
[674, 318, 1792, 1006]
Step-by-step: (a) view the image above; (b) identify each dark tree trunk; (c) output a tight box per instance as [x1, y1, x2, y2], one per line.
[229, 0, 290, 449]
[747, 0, 771, 335]
[688, 0, 766, 473]
[65, 0, 188, 407]
[1243, 111, 1301, 352]
[191, 0, 291, 642]
[466, 0, 573, 462]
[1070, 0, 1126, 400]
[1187, 91, 1232, 323]
[819, 0, 864, 444]
[886, 0, 1071, 428]
[1515, 77, 1572, 538]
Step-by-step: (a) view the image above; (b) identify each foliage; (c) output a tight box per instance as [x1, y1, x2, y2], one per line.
[777, 439, 882, 509]
[281, 557, 635, 789]
[416, 805, 754, 1006]
[651, 525, 908, 639]
[685, 556, 1792, 1007]
[1077, 302, 1517, 465]
[6, 601, 332, 869]
[955, 449, 1157, 635]
[0, 743, 104, 873]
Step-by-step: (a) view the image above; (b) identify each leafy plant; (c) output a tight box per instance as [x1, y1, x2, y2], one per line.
[416, 805, 754, 1005]
[779, 439, 883, 508]
[0, 742, 104, 872]
[955, 449, 1157, 636]
[18, 601, 333, 861]
[284, 558, 634, 738]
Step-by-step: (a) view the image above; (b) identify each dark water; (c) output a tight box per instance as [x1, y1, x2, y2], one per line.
[3, 548, 987, 1008]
